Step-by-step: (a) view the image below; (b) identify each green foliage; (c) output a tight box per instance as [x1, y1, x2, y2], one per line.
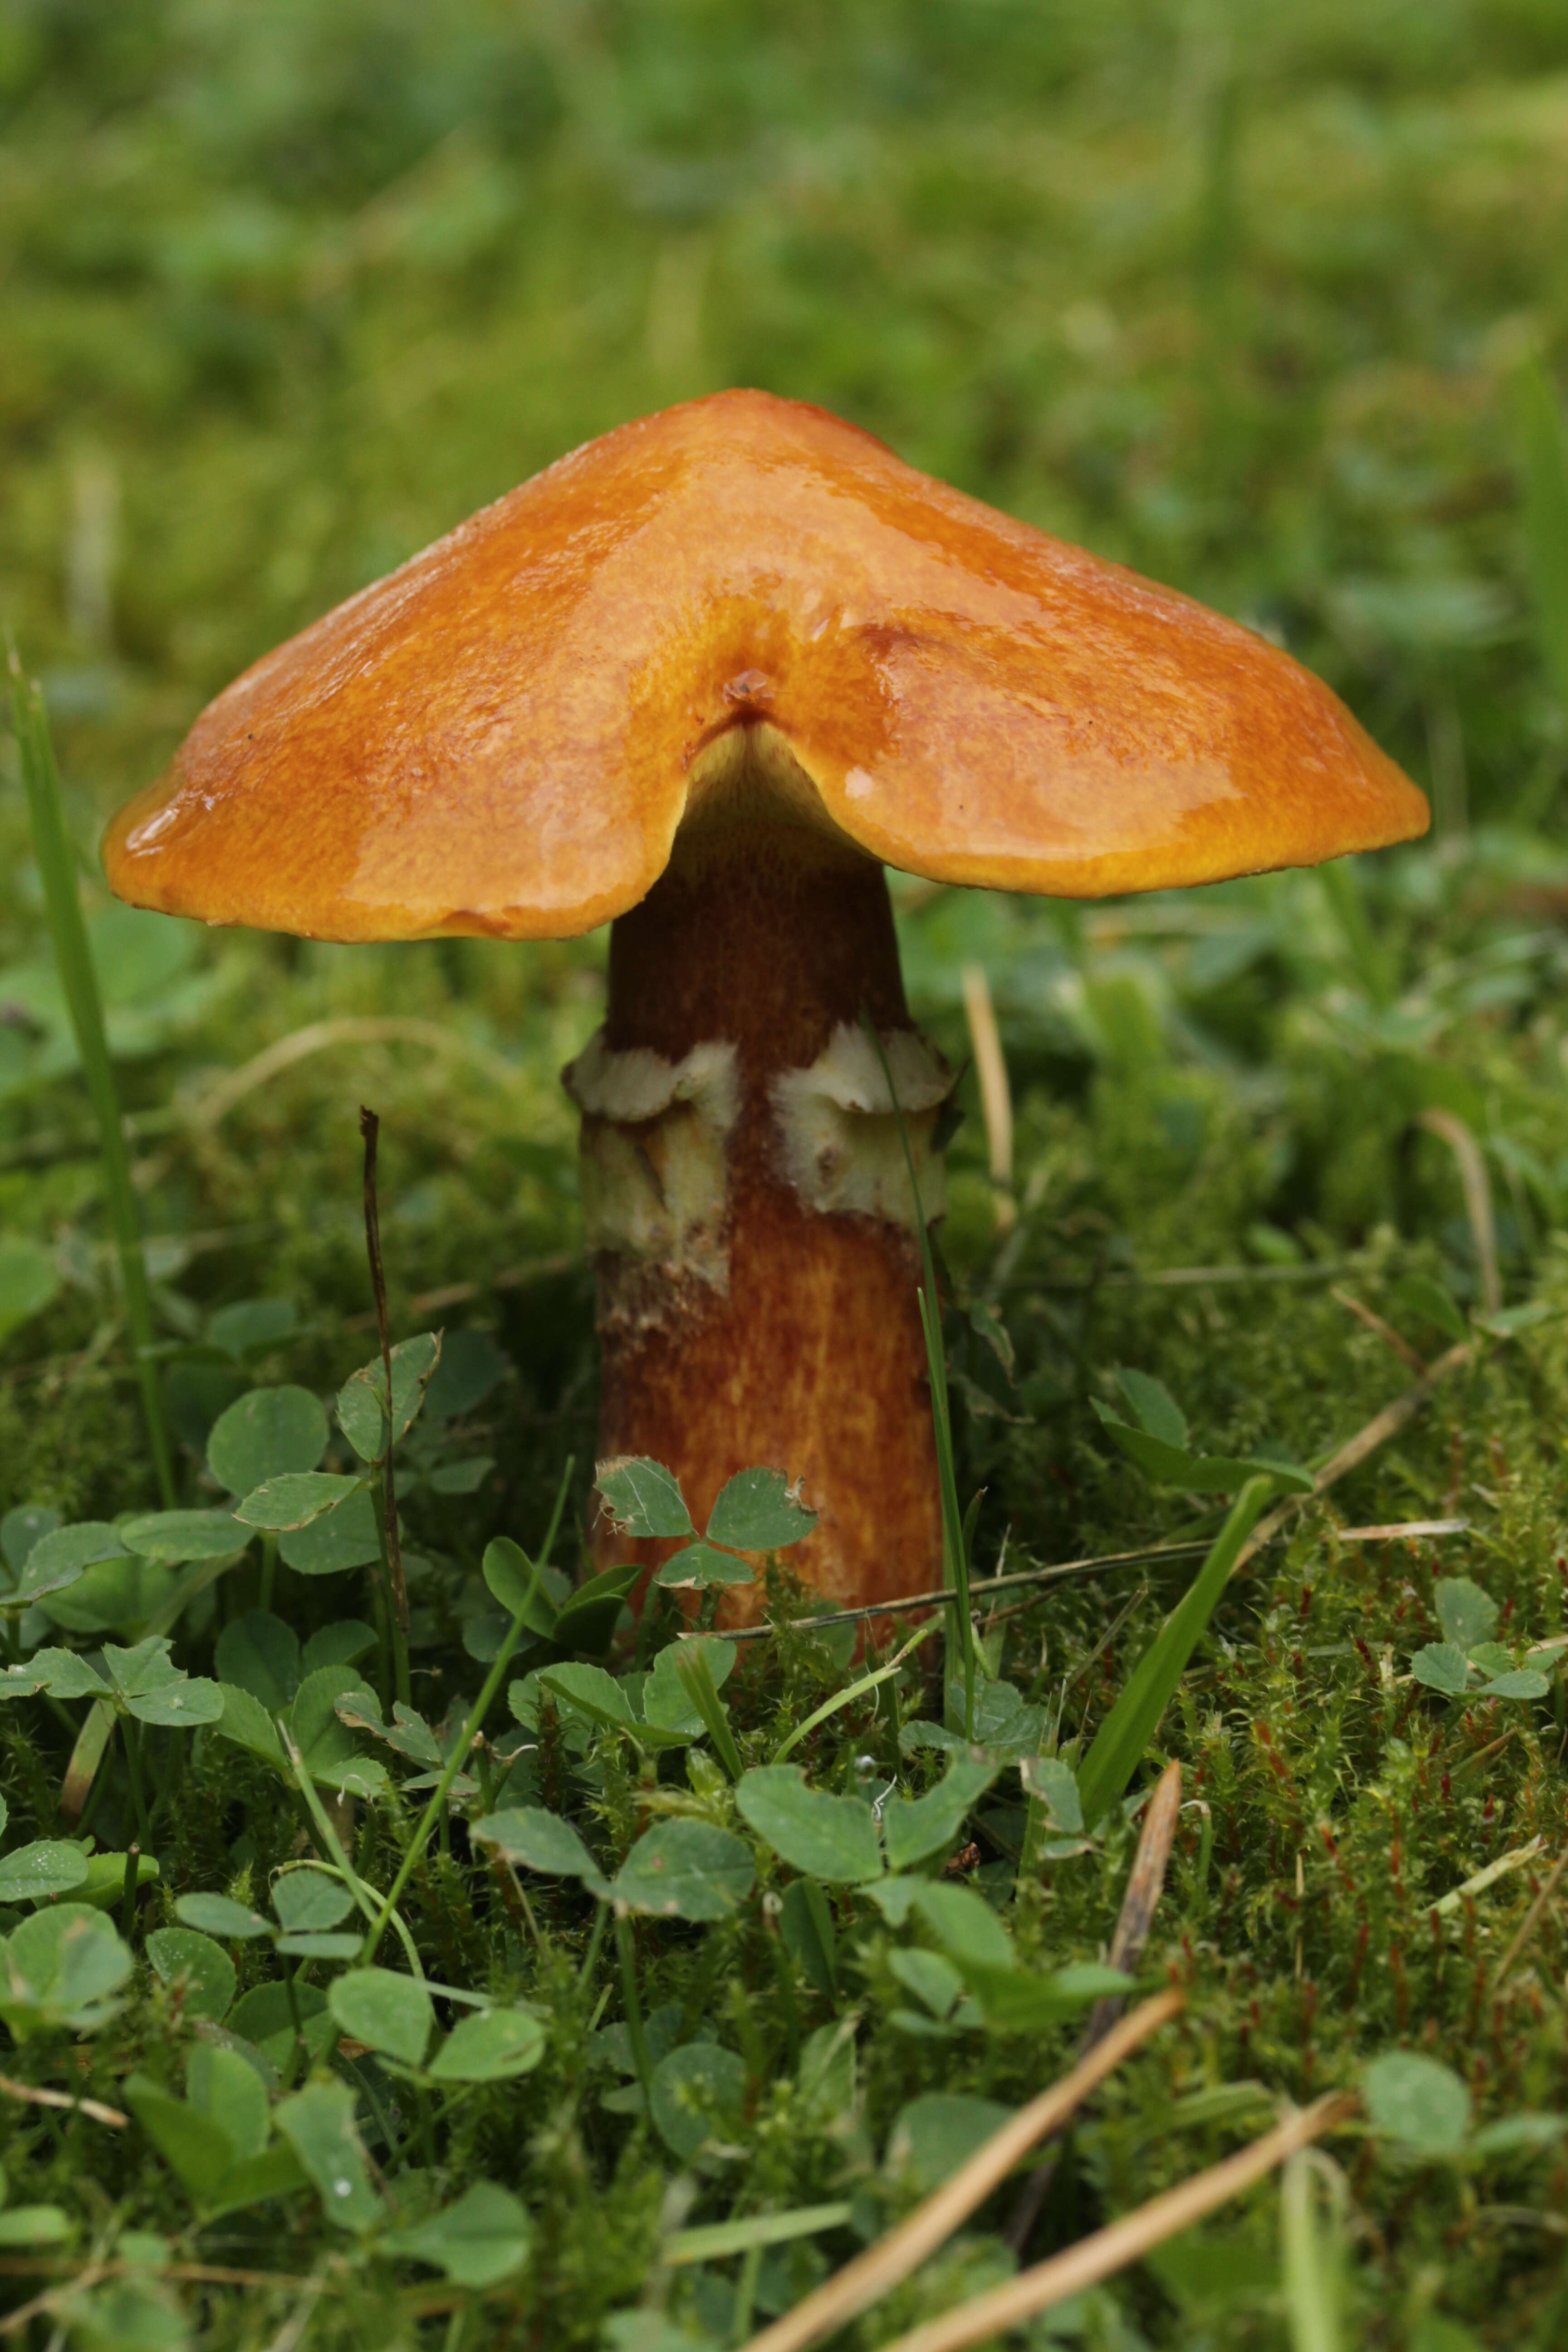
[737, 1767, 883, 1885]
[144, 1927, 235, 2023]
[337, 1333, 441, 1464]
[0, 1237, 59, 1341]
[1076, 1478, 1276, 1829]
[1518, 361, 1568, 713]
[273, 2080, 380, 2233]
[235, 1472, 363, 1532]
[385, 2179, 532, 2288]
[328, 1967, 431, 2067]
[612, 1822, 755, 1923]
[1093, 1371, 1313, 1493]
[0, 1838, 87, 1903]
[471, 1804, 603, 1886]
[427, 2009, 546, 2084]
[598, 1457, 818, 1592]
[1410, 1574, 1552, 1701]
[887, 2093, 1014, 2191]
[1, 4, 1568, 2341]
[882, 1756, 1000, 1874]
[207, 1386, 329, 1494]
[0, 1905, 132, 2039]
[125, 2043, 303, 2223]
[650, 2042, 748, 2161]
[6, 1636, 221, 1727]
[1363, 2053, 1472, 2156]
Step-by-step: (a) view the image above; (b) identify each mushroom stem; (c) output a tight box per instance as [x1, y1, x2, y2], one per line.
[569, 813, 947, 1621]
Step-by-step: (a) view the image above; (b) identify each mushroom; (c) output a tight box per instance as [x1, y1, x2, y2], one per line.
[103, 389, 1428, 1621]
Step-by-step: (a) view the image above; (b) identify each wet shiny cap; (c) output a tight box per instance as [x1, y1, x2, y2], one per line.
[104, 388, 1428, 941]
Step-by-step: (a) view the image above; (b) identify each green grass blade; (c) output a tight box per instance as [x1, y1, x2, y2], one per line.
[1016, 1699, 1063, 1889]
[1077, 1475, 1274, 1829]
[615, 1909, 655, 2114]
[1519, 358, 1568, 712]
[769, 1618, 936, 1764]
[362, 1455, 574, 1960]
[1317, 859, 1392, 1011]
[862, 1014, 976, 1737]
[8, 654, 175, 1505]
[672, 1642, 744, 1780]
[1280, 2149, 1344, 2352]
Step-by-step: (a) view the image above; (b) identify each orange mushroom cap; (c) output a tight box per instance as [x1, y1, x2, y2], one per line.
[103, 389, 1428, 940]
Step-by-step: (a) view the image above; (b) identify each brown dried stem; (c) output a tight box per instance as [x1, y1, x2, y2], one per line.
[960, 961, 1015, 1232]
[1006, 1759, 1183, 2253]
[1418, 1107, 1500, 1316]
[0, 2074, 126, 2128]
[360, 1106, 411, 1705]
[874, 2093, 1357, 2352]
[739, 1989, 1182, 2352]
[1490, 1845, 1568, 1995]
[1235, 1338, 1475, 1578]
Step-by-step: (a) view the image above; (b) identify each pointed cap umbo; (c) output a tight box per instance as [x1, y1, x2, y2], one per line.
[103, 389, 1428, 938]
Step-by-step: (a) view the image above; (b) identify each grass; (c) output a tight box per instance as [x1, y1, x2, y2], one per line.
[2, 1, 1568, 2345]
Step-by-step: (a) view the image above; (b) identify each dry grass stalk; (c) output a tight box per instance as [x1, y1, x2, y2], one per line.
[874, 2092, 1358, 2352]
[1338, 1519, 1468, 1541]
[0, 2073, 126, 2127]
[1331, 1285, 1428, 1375]
[1490, 1846, 1568, 1993]
[189, 1014, 533, 1130]
[1095, 1760, 1182, 2009]
[740, 1989, 1183, 2352]
[1006, 1761, 1182, 2252]
[960, 962, 1016, 1232]
[1235, 1338, 1475, 1578]
[1417, 1107, 1501, 1314]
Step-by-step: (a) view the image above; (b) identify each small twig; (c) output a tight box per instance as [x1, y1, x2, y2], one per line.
[1490, 1848, 1567, 1992]
[1006, 1760, 1183, 2254]
[1418, 1109, 1501, 1315]
[1473, 2203, 1568, 2237]
[740, 1990, 1182, 2352]
[0, 2074, 127, 2128]
[360, 1106, 411, 1704]
[871, 2094, 1357, 2352]
[0, 2259, 320, 2289]
[710, 1540, 1214, 1645]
